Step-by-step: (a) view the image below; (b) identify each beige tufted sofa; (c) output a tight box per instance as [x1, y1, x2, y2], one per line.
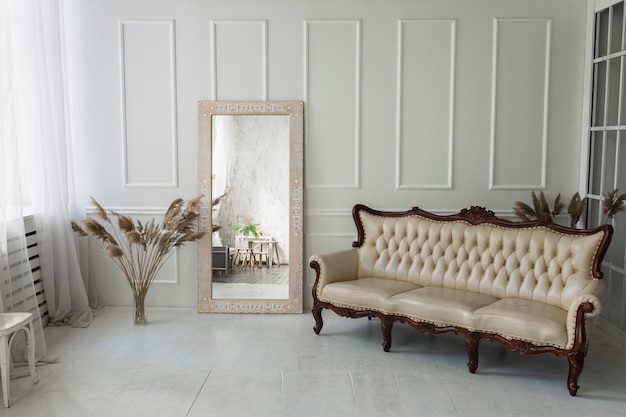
[309, 204, 613, 396]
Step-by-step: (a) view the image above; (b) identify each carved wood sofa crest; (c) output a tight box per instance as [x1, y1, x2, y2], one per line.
[309, 204, 613, 396]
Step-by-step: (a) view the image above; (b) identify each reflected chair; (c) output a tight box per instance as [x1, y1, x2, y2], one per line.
[0, 312, 39, 407]
[232, 236, 256, 267]
[248, 239, 265, 267]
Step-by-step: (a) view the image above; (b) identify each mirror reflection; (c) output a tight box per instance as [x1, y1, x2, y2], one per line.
[211, 115, 290, 299]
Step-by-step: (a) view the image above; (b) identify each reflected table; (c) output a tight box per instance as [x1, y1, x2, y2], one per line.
[250, 238, 280, 267]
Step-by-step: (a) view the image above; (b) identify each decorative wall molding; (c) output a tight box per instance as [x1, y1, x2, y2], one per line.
[304, 19, 361, 189]
[305, 209, 353, 217]
[119, 20, 179, 188]
[395, 19, 456, 190]
[211, 20, 268, 101]
[83, 1, 592, 312]
[306, 232, 357, 238]
[489, 18, 551, 190]
[86, 206, 169, 216]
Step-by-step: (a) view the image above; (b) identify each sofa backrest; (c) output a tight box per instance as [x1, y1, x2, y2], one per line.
[354, 205, 612, 310]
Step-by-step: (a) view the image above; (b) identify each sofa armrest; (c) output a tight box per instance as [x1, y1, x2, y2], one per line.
[565, 279, 607, 349]
[309, 249, 359, 295]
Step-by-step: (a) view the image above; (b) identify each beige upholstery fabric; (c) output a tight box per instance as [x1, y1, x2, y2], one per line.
[321, 278, 419, 313]
[310, 249, 359, 299]
[388, 287, 498, 328]
[473, 298, 568, 347]
[357, 211, 605, 311]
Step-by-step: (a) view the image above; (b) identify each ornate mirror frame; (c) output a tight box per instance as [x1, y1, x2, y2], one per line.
[197, 100, 304, 313]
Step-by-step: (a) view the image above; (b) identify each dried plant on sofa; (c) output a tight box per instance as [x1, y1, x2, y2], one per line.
[71, 196, 207, 324]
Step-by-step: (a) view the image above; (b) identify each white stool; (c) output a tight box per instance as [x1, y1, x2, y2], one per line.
[0, 312, 39, 407]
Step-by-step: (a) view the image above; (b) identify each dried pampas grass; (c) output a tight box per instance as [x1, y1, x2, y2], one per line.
[567, 192, 586, 228]
[603, 188, 626, 220]
[513, 188, 625, 227]
[72, 196, 208, 324]
[513, 191, 561, 222]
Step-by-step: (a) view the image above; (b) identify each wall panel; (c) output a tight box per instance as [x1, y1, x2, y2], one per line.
[490, 18, 552, 190]
[120, 20, 178, 187]
[212, 20, 267, 100]
[305, 19, 361, 189]
[396, 19, 455, 189]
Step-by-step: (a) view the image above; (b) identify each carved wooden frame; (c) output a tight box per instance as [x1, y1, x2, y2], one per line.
[310, 204, 613, 396]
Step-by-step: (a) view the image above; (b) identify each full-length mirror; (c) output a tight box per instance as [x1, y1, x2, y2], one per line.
[198, 101, 303, 313]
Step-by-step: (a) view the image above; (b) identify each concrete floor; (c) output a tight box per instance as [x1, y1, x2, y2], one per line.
[4, 306, 626, 416]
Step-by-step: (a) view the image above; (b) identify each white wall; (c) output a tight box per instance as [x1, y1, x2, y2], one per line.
[79, 0, 589, 309]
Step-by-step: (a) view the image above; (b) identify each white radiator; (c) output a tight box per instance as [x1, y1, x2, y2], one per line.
[3, 215, 49, 326]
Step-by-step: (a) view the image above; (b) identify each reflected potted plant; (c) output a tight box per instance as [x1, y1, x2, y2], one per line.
[231, 222, 261, 238]
[71, 196, 207, 325]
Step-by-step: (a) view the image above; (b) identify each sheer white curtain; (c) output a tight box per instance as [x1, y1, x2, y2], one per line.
[1, 0, 101, 333]
[213, 116, 234, 198]
[0, 0, 47, 362]
[212, 116, 234, 246]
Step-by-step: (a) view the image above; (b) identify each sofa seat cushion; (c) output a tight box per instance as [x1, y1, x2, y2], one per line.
[321, 278, 419, 312]
[388, 287, 498, 328]
[472, 298, 568, 347]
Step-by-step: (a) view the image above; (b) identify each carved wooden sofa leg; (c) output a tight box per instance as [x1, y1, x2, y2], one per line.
[381, 317, 393, 352]
[565, 302, 594, 396]
[465, 333, 480, 373]
[566, 351, 584, 396]
[312, 305, 324, 334]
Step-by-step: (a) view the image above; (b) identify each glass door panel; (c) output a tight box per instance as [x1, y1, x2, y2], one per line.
[587, 1, 626, 333]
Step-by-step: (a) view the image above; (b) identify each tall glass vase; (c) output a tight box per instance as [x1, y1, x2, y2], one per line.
[133, 290, 148, 325]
